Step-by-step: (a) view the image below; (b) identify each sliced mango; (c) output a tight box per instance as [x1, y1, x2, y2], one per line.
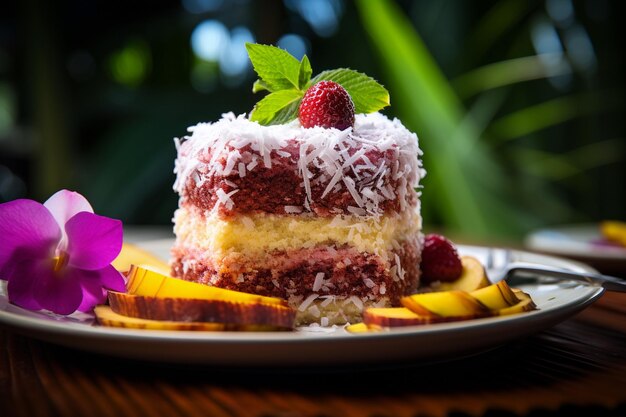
[401, 290, 490, 318]
[352, 278, 538, 331]
[345, 322, 382, 333]
[470, 280, 519, 310]
[112, 243, 170, 275]
[94, 306, 285, 331]
[436, 256, 490, 292]
[498, 290, 537, 316]
[108, 291, 295, 328]
[364, 307, 435, 327]
[126, 265, 288, 307]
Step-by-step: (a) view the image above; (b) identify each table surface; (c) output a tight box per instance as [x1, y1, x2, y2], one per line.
[2, 230, 626, 417]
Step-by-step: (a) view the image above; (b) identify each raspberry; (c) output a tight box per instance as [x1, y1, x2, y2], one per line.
[420, 234, 463, 283]
[298, 81, 355, 130]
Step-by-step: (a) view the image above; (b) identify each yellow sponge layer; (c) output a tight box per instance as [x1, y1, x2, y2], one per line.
[174, 208, 421, 259]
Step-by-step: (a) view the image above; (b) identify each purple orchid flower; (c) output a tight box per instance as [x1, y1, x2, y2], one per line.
[0, 190, 125, 314]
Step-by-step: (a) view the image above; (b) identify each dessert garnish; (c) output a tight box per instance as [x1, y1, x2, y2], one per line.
[298, 80, 355, 130]
[0, 190, 125, 314]
[245, 43, 389, 126]
[420, 234, 464, 284]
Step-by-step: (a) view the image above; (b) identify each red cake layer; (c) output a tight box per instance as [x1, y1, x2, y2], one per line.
[170, 240, 420, 305]
[177, 142, 417, 219]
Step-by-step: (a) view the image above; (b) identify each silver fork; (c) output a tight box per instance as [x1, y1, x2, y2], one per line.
[484, 248, 626, 292]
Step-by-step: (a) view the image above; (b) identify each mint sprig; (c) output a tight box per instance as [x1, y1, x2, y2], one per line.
[246, 43, 389, 125]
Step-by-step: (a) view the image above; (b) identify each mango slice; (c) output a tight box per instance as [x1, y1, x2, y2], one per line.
[350, 279, 537, 332]
[470, 280, 519, 310]
[108, 291, 295, 329]
[94, 306, 285, 331]
[126, 265, 288, 307]
[345, 322, 382, 333]
[364, 307, 429, 327]
[436, 256, 490, 292]
[112, 243, 170, 275]
[498, 290, 536, 316]
[401, 291, 491, 319]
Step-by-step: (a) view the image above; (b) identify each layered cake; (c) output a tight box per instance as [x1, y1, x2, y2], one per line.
[171, 111, 425, 325]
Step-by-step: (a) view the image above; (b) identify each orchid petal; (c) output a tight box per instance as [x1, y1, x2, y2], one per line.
[33, 265, 84, 315]
[0, 200, 60, 279]
[6, 258, 52, 311]
[96, 264, 126, 292]
[65, 212, 123, 270]
[44, 189, 94, 228]
[76, 264, 125, 312]
[77, 278, 108, 313]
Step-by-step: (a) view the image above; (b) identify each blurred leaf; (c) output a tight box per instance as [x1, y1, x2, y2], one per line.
[453, 53, 571, 99]
[513, 138, 625, 180]
[490, 92, 619, 141]
[356, 0, 529, 238]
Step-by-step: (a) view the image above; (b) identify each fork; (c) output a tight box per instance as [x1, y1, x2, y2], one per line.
[484, 249, 626, 293]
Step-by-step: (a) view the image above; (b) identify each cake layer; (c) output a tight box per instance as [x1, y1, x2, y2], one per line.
[174, 113, 424, 218]
[170, 238, 421, 325]
[173, 206, 422, 261]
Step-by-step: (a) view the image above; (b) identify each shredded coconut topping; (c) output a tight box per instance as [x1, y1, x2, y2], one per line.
[173, 112, 425, 217]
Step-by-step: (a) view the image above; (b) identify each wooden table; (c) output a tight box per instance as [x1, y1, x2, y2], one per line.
[2, 240, 626, 417]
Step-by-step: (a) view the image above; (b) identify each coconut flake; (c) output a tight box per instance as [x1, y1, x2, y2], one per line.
[394, 253, 405, 281]
[347, 206, 366, 216]
[216, 188, 238, 210]
[223, 179, 237, 188]
[320, 295, 335, 307]
[363, 278, 376, 288]
[298, 294, 319, 311]
[312, 272, 325, 292]
[308, 304, 321, 318]
[342, 177, 364, 207]
[284, 205, 303, 214]
[345, 296, 364, 310]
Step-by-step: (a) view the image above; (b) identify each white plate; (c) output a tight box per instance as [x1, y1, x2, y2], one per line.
[526, 224, 626, 261]
[0, 243, 604, 366]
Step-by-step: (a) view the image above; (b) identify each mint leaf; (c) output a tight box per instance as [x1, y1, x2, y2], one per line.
[246, 43, 301, 91]
[250, 89, 303, 125]
[311, 69, 390, 113]
[270, 99, 301, 125]
[298, 55, 312, 90]
[252, 79, 271, 93]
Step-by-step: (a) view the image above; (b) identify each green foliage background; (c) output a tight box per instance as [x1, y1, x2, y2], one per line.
[1, 0, 623, 241]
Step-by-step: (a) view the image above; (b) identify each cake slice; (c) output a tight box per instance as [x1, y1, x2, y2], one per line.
[171, 111, 424, 325]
